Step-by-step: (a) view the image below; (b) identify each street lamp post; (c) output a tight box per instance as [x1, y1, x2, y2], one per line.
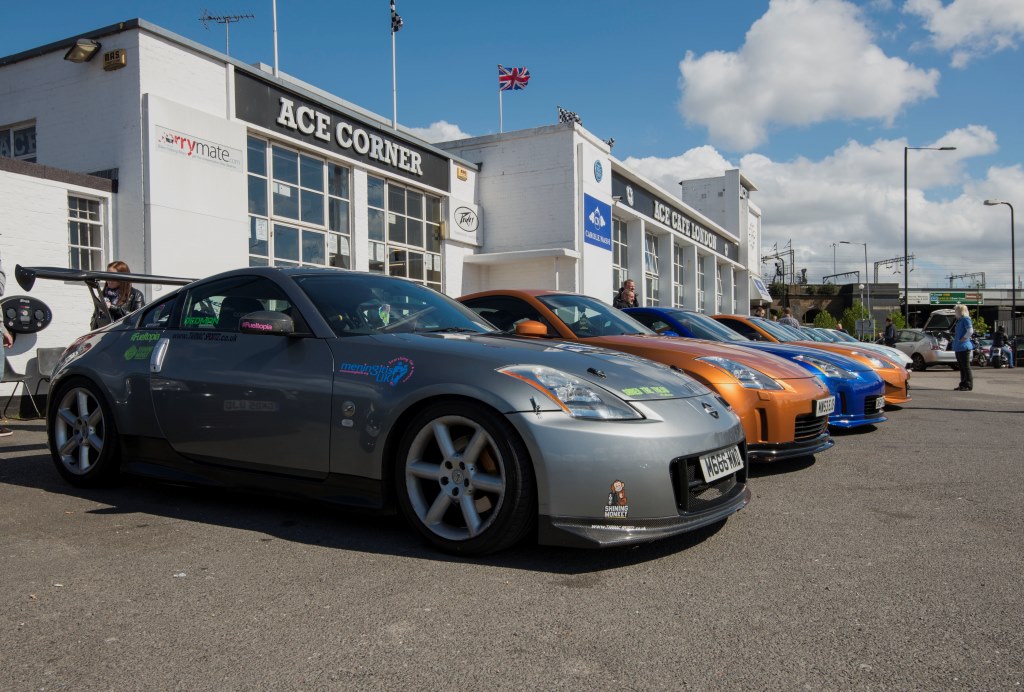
[984, 199, 1016, 334]
[904, 145, 957, 326]
[841, 241, 870, 334]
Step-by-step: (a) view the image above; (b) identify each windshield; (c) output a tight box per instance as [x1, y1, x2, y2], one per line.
[829, 330, 858, 343]
[665, 309, 749, 342]
[798, 327, 829, 342]
[295, 273, 494, 337]
[537, 294, 655, 338]
[752, 317, 806, 342]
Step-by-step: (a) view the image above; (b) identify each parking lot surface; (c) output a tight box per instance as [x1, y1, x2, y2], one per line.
[2, 366, 1022, 690]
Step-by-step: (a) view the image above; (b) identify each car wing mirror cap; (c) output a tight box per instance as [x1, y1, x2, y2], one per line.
[239, 311, 295, 336]
[514, 319, 548, 338]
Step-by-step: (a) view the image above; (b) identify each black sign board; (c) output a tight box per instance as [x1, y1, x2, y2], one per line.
[611, 173, 739, 261]
[234, 72, 450, 192]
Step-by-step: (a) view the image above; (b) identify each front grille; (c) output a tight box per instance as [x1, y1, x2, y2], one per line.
[670, 443, 747, 513]
[863, 398, 883, 417]
[794, 413, 828, 441]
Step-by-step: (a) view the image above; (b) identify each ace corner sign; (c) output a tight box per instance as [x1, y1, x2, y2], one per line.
[583, 194, 612, 250]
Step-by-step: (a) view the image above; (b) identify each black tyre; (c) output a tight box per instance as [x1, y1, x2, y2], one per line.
[394, 401, 536, 555]
[48, 379, 121, 487]
[975, 353, 988, 367]
[911, 354, 927, 372]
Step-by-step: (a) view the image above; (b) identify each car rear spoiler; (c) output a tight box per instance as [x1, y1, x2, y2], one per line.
[15, 264, 195, 328]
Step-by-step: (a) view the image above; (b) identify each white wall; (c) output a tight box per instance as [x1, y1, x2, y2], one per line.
[0, 169, 114, 396]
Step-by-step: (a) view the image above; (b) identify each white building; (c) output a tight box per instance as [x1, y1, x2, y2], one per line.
[0, 18, 760, 414]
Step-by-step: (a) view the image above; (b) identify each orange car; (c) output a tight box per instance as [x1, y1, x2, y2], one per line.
[459, 289, 836, 463]
[711, 314, 911, 405]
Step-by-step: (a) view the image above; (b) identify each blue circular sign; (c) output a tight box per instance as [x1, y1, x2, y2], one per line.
[594, 160, 603, 182]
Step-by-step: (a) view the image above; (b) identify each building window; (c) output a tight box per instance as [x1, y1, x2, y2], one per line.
[246, 136, 350, 269]
[68, 196, 103, 270]
[716, 263, 724, 313]
[673, 245, 686, 308]
[367, 175, 442, 291]
[612, 217, 628, 294]
[0, 122, 36, 162]
[696, 255, 705, 312]
[643, 231, 659, 306]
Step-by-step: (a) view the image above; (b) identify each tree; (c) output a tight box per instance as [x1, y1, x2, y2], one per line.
[813, 311, 838, 329]
[971, 309, 989, 337]
[888, 311, 906, 329]
[840, 300, 870, 338]
[816, 283, 837, 296]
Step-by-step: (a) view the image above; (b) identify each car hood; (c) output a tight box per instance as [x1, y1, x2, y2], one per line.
[377, 331, 712, 400]
[578, 334, 815, 380]
[741, 342, 872, 372]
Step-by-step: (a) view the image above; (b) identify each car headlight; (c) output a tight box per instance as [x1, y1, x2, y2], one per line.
[793, 354, 855, 380]
[696, 356, 783, 390]
[851, 351, 894, 369]
[498, 365, 642, 420]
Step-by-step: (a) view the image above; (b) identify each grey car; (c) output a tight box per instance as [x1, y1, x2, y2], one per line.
[890, 328, 957, 371]
[17, 265, 749, 555]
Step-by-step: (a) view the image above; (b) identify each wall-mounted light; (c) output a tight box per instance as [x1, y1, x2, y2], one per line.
[64, 38, 101, 63]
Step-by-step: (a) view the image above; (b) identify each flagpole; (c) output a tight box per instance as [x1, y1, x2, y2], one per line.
[272, 0, 279, 76]
[391, 1, 398, 129]
[499, 88, 503, 133]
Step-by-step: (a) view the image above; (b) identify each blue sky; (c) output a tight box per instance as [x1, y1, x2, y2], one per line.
[5, 0, 1024, 290]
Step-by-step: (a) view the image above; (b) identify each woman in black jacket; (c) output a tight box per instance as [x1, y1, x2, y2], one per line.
[91, 260, 145, 329]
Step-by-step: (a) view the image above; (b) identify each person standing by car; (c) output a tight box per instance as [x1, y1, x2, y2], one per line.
[953, 303, 974, 391]
[883, 317, 897, 346]
[612, 279, 638, 309]
[90, 260, 146, 329]
[778, 307, 800, 328]
[0, 248, 13, 437]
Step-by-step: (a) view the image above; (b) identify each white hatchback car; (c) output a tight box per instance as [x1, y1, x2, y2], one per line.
[891, 328, 957, 371]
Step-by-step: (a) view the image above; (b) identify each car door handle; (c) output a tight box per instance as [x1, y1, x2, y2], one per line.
[150, 337, 170, 373]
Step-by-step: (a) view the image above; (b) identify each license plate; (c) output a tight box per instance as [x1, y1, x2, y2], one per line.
[699, 445, 744, 483]
[875, 396, 885, 410]
[814, 396, 836, 417]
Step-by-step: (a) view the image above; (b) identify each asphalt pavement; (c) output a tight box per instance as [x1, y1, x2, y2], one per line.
[2, 365, 1023, 690]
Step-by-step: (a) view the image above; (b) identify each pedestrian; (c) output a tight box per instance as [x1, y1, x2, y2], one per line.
[753, 305, 766, 318]
[991, 325, 1014, 368]
[90, 260, 146, 330]
[837, 324, 847, 333]
[883, 317, 897, 346]
[612, 278, 638, 309]
[952, 303, 974, 391]
[778, 307, 800, 328]
[0, 247, 13, 437]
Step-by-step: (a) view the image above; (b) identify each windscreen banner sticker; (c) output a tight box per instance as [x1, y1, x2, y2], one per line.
[183, 316, 219, 327]
[339, 356, 414, 386]
[605, 480, 629, 519]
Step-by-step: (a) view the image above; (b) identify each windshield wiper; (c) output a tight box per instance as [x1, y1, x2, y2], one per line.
[416, 326, 483, 334]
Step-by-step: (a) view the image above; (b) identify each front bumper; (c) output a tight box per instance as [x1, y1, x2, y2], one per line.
[748, 432, 834, 462]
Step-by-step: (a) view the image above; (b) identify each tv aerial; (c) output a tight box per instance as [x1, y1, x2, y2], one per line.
[200, 10, 255, 55]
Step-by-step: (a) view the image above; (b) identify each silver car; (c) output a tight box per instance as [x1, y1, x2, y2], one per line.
[890, 328, 957, 371]
[18, 265, 749, 555]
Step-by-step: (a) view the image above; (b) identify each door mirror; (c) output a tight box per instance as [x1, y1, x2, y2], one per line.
[514, 319, 548, 338]
[239, 311, 295, 336]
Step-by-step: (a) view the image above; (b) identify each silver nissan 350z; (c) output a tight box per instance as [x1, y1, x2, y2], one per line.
[17, 265, 750, 555]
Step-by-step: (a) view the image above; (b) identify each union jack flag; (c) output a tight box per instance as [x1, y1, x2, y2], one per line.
[498, 65, 531, 91]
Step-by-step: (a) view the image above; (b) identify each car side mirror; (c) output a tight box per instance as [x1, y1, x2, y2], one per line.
[514, 319, 548, 338]
[239, 311, 295, 336]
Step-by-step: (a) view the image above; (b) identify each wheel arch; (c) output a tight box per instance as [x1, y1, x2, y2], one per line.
[379, 394, 539, 509]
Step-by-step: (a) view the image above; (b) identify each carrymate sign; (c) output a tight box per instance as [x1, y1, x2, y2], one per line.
[611, 173, 738, 261]
[234, 72, 450, 191]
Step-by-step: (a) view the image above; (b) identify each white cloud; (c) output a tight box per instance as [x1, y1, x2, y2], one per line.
[905, 0, 1024, 68]
[625, 126, 1024, 288]
[406, 120, 472, 144]
[678, 0, 940, 150]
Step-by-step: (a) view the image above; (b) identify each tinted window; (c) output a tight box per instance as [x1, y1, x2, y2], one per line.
[180, 276, 298, 333]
